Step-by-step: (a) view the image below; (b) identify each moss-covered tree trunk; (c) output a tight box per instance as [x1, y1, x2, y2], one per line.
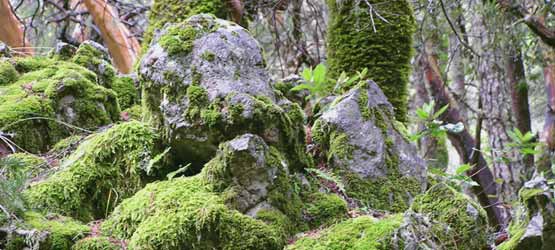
[326, 0, 416, 122]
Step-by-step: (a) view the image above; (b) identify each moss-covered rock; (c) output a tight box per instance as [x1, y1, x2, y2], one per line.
[2, 211, 89, 250]
[288, 215, 403, 250]
[498, 176, 555, 250]
[312, 81, 426, 212]
[303, 192, 348, 228]
[326, 0, 416, 122]
[0, 59, 18, 85]
[410, 183, 490, 249]
[0, 55, 120, 153]
[140, 14, 310, 171]
[71, 41, 116, 87]
[101, 175, 283, 250]
[143, 0, 228, 49]
[24, 121, 159, 221]
[72, 237, 121, 250]
[112, 75, 139, 110]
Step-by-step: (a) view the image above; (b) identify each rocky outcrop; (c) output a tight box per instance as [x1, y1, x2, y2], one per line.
[140, 14, 309, 171]
[312, 80, 426, 212]
[498, 176, 555, 250]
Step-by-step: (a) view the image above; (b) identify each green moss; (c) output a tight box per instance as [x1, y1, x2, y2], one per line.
[0, 153, 47, 178]
[304, 193, 348, 228]
[326, 0, 416, 122]
[201, 50, 216, 61]
[410, 183, 489, 249]
[51, 135, 84, 153]
[23, 211, 90, 250]
[0, 60, 18, 85]
[0, 58, 119, 153]
[72, 43, 115, 87]
[102, 176, 283, 250]
[24, 121, 159, 221]
[72, 237, 121, 250]
[122, 105, 143, 121]
[498, 221, 528, 250]
[112, 76, 139, 110]
[288, 215, 403, 250]
[159, 25, 199, 56]
[144, 0, 227, 48]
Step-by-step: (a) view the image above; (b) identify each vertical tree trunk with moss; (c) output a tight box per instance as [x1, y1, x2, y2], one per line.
[326, 0, 416, 122]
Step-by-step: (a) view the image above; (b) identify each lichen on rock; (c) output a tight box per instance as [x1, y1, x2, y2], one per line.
[311, 80, 426, 212]
[140, 14, 310, 171]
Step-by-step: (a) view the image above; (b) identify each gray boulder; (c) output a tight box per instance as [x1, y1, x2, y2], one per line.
[312, 80, 426, 212]
[139, 14, 309, 171]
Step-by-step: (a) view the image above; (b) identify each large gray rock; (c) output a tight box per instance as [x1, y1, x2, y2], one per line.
[312, 80, 426, 212]
[139, 14, 309, 170]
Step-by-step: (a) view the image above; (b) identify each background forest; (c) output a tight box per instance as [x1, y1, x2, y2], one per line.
[2, 0, 555, 249]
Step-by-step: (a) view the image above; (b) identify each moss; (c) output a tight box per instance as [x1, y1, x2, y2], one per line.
[23, 211, 90, 250]
[201, 50, 216, 61]
[498, 221, 528, 250]
[288, 215, 403, 250]
[24, 121, 159, 221]
[112, 76, 139, 110]
[72, 43, 116, 87]
[102, 176, 283, 250]
[410, 183, 489, 249]
[0, 153, 47, 178]
[326, 0, 416, 122]
[122, 105, 143, 121]
[0, 58, 119, 153]
[72, 237, 121, 250]
[304, 193, 348, 228]
[159, 25, 199, 56]
[0, 60, 18, 85]
[144, 0, 227, 48]
[51, 135, 84, 153]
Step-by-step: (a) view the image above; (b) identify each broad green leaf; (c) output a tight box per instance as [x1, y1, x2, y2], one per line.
[455, 164, 472, 175]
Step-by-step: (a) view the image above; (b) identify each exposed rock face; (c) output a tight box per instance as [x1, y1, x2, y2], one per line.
[499, 176, 555, 250]
[140, 14, 309, 170]
[312, 80, 426, 212]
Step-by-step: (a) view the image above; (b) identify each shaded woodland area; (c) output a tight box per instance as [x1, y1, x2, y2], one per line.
[1, 0, 555, 249]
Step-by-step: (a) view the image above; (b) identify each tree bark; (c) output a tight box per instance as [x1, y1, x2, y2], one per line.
[83, 0, 140, 73]
[447, 0, 468, 121]
[421, 42, 506, 229]
[537, 42, 555, 176]
[0, 0, 33, 56]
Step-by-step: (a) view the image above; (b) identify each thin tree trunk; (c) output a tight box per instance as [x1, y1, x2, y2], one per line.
[83, 0, 140, 73]
[537, 43, 555, 176]
[0, 0, 33, 56]
[447, 0, 468, 121]
[421, 42, 506, 229]
[71, 0, 90, 43]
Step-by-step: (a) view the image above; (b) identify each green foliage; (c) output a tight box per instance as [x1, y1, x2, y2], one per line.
[507, 128, 539, 156]
[305, 168, 346, 193]
[288, 215, 403, 250]
[326, 0, 416, 122]
[410, 101, 463, 141]
[72, 237, 121, 250]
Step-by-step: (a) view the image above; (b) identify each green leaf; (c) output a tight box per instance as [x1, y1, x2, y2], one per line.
[432, 104, 449, 119]
[291, 83, 313, 92]
[313, 64, 327, 86]
[455, 164, 472, 175]
[166, 163, 191, 180]
[416, 108, 429, 119]
[302, 67, 313, 82]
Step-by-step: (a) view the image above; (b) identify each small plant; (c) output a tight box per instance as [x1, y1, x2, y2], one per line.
[507, 128, 538, 156]
[291, 64, 331, 102]
[410, 101, 463, 141]
[306, 168, 346, 193]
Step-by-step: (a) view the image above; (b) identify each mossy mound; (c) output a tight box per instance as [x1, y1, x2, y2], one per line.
[312, 81, 426, 212]
[410, 183, 490, 249]
[0, 55, 120, 153]
[2, 211, 89, 250]
[288, 215, 403, 250]
[0, 153, 47, 179]
[143, 0, 228, 49]
[101, 176, 283, 250]
[72, 237, 121, 250]
[140, 14, 310, 171]
[71, 41, 116, 87]
[303, 193, 348, 228]
[326, 0, 416, 122]
[112, 75, 139, 110]
[24, 121, 159, 221]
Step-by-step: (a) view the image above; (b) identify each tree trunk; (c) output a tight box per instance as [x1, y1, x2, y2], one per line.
[71, 0, 90, 43]
[471, 4, 522, 202]
[447, 0, 468, 121]
[83, 0, 140, 73]
[0, 0, 33, 56]
[537, 43, 555, 176]
[421, 41, 506, 229]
